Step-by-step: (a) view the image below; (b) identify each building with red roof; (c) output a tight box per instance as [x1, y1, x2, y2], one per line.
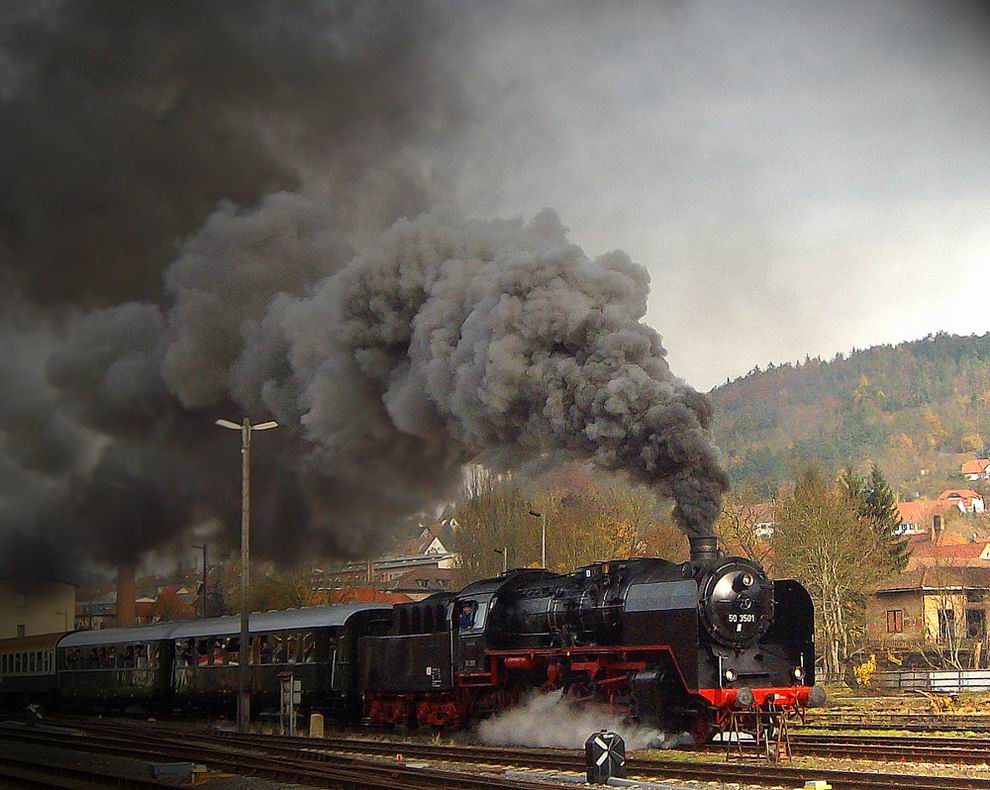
[937, 488, 986, 513]
[961, 458, 990, 481]
[896, 499, 958, 534]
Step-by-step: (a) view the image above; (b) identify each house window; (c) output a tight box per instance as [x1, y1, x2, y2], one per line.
[885, 609, 904, 634]
[938, 608, 956, 643]
[968, 609, 987, 638]
[16, 625, 25, 638]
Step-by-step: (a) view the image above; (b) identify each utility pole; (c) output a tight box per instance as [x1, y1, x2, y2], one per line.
[192, 543, 208, 618]
[216, 416, 278, 733]
[529, 510, 547, 569]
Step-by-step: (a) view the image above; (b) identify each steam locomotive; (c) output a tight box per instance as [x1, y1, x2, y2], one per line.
[0, 538, 823, 740]
[360, 535, 823, 738]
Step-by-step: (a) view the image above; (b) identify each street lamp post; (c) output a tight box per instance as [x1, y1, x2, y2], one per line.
[494, 547, 507, 574]
[192, 543, 208, 618]
[216, 417, 278, 733]
[528, 510, 547, 569]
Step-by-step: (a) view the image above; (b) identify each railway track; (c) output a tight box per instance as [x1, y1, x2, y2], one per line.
[805, 711, 990, 733]
[0, 752, 165, 789]
[786, 732, 990, 764]
[0, 722, 559, 790]
[41, 717, 990, 790]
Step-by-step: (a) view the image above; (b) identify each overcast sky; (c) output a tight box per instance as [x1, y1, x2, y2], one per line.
[437, 0, 990, 390]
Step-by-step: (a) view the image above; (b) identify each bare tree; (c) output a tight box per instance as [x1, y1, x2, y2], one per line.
[715, 485, 775, 569]
[773, 468, 892, 681]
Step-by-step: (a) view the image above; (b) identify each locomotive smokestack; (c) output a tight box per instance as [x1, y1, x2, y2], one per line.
[689, 536, 721, 566]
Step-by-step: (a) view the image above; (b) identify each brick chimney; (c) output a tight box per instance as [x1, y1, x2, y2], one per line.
[930, 514, 944, 543]
[116, 565, 136, 626]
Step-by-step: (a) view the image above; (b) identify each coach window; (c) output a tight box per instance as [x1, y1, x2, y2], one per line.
[256, 635, 272, 664]
[287, 633, 299, 664]
[148, 643, 159, 669]
[224, 637, 239, 665]
[303, 633, 316, 663]
[196, 639, 210, 666]
[13, 654, 20, 673]
[28, 652, 35, 673]
[272, 634, 287, 664]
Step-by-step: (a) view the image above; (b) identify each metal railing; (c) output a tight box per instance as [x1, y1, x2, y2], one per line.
[876, 669, 990, 692]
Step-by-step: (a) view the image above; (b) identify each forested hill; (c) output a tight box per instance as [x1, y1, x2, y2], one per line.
[711, 332, 990, 498]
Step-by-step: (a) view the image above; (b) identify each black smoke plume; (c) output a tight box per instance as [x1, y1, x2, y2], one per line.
[0, 3, 727, 571]
[0, 0, 465, 308]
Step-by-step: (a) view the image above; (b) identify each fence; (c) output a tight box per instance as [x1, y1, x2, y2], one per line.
[876, 669, 990, 693]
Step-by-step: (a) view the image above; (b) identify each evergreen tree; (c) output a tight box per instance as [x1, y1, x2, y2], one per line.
[839, 465, 865, 502]
[862, 463, 909, 572]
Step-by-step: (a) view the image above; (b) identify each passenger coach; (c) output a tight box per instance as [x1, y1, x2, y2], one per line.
[170, 604, 391, 715]
[0, 632, 63, 706]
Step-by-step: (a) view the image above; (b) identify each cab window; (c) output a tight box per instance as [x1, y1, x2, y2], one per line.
[458, 600, 488, 632]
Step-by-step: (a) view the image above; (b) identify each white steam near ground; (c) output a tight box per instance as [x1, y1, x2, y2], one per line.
[477, 689, 694, 751]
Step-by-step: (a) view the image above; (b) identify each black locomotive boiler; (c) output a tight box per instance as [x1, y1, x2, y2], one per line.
[359, 536, 824, 739]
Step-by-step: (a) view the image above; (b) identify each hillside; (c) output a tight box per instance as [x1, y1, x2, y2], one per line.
[711, 332, 990, 498]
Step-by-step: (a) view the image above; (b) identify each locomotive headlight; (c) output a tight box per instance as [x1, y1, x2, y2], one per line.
[741, 573, 754, 587]
[724, 668, 737, 682]
[793, 666, 805, 680]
